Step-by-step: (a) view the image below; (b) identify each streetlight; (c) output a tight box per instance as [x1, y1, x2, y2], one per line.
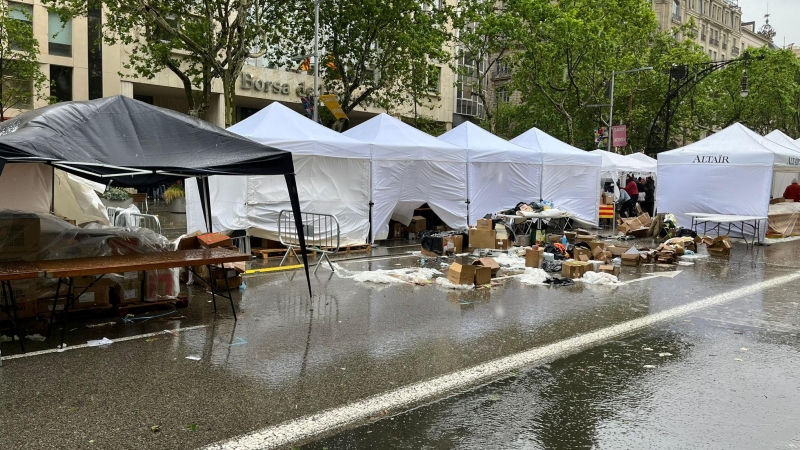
[607, 66, 653, 152]
[740, 69, 749, 98]
[312, 0, 321, 123]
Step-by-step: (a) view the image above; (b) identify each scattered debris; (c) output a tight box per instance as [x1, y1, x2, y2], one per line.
[334, 263, 441, 285]
[86, 321, 116, 328]
[643, 347, 653, 351]
[187, 424, 198, 432]
[434, 277, 474, 290]
[0, 335, 19, 343]
[516, 268, 549, 285]
[185, 356, 202, 361]
[26, 334, 46, 342]
[643, 365, 656, 369]
[740, 347, 748, 351]
[151, 425, 161, 433]
[87, 337, 113, 347]
[734, 358, 743, 362]
[579, 271, 620, 285]
[658, 353, 672, 357]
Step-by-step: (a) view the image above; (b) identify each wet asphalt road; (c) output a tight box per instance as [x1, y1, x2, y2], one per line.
[2, 238, 800, 449]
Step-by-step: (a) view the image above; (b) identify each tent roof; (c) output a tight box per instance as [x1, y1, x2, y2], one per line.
[227, 102, 371, 159]
[627, 152, 657, 167]
[591, 150, 655, 175]
[765, 130, 800, 151]
[0, 96, 295, 187]
[659, 123, 800, 168]
[437, 122, 539, 163]
[344, 113, 466, 162]
[510, 127, 601, 166]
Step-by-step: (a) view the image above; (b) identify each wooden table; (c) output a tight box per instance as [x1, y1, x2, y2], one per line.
[1, 249, 250, 351]
[0, 263, 43, 352]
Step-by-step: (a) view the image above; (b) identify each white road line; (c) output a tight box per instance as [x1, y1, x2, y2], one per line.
[1, 325, 208, 361]
[201, 271, 800, 450]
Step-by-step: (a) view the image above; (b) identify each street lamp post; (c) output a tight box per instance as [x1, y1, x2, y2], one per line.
[607, 67, 653, 152]
[313, 0, 321, 123]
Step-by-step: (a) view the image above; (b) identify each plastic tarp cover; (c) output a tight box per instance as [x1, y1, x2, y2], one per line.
[438, 122, 541, 222]
[54, 170, 110, 225]
[767, 202, 800, 237]
[0, 163, 53, 213]
[657, 164, 771, 237]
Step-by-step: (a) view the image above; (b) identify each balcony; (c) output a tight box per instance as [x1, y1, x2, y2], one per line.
[672, 14, 682, 24]
[732, 46, 740, 56]
[722, 42, 727, 50]
[709, 38, 719, 46]
[701, 33, 707, 42]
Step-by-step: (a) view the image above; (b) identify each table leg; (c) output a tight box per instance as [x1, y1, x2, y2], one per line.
[1, 280, 25, 353]
[206, 265, 217, 313]
[59, 277, 74, 348]
[46, 277, 63, 340]
[223, 273, 237, 321]
[188, 266, 237, 320]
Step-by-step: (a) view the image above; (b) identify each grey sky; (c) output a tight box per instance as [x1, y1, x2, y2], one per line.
[735, 0, 800, 48]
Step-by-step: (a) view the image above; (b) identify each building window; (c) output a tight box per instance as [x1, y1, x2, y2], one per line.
[455, 50, 487, 119]
[87, 7, 103, 99]
[48, 11, 72, 57]
[421, 0, 442, 12]
[673, 0, 680, 17]
[0, 78, 34, 110]
[426, 65, 441, 93]
[50, 65, 73, 103]
[495, 87, 509, 104]
[133, 95, 153, 104]
[698, 0, 703, 14]
[495, 58, 509, 77]
[8, 2, 33, 51]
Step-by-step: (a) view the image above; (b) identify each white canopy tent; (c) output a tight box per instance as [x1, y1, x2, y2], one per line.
[344, 114, 468, 242]
[764, 130, 800, 199]
[186, 102, 372, 245]
[438, 122, 541, 222]
[658, 123, 800, 236]
[510, 128, 602, 225]
[591, 150, 656, 179]
[626, 152, 658, 173]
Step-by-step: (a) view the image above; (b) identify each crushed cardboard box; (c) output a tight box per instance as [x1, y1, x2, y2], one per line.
[408, 216, 427, 233]
[473, 257, 501, 276]
[621, 246, 640, 267]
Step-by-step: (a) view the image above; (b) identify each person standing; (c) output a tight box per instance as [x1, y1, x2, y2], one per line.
[783, 179, 800, 202]
[643, 177, 655, 216]
[623, 176, 639, 216]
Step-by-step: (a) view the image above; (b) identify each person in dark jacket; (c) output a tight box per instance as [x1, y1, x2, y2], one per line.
[643, 177, 656, 216]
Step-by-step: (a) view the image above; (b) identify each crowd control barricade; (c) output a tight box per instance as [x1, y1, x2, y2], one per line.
[278, 210, 340, 274]
[114, 212, 162, 235]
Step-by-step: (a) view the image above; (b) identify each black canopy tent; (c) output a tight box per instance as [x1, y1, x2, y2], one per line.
[0, 95, 312, 297]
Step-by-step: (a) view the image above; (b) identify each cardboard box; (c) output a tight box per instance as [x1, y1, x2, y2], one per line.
[73, 285, 110, 309]
[0, 281, 38, 320]
[407, 216, 427, 233]
[588, 241, 606, 252]
[628, 228, 650, 238]
[515, 234, 531, 247]
[215, 275, 243, 290]
[444, 235, 463, 254]
[598, 265, 620, 276]
[447, 262, 477, 285]
[198, 232, 233, 249]
[525, 248, 544, 269]
[37, 298, 66, 315]
[573, 247, 592, 261]
[575, 235, 597, 243]
[473, 257, 501, 276]
[637, 213, 653, 228]
[72, 276, 116, 289]
[0, 213, 41, 254]
[495, 238, 511, 250]
[562, 261, 589, 279]
[548, 234, 561, 244]
[476, 218, 493, 231]
[112, 279, 143, 305]
[469, 229, 496, 249]
[707, 235, 732, 257]
[391, 221, 408, 239]
[591, 245, 606, 260]
[607, 245, 632, 256]
[621, 247, 640, 267]
[474, 266, 492, 286]
[602, 192, 615, 205]
[564, 231, 577, 241]
[617, 224, 631, 235]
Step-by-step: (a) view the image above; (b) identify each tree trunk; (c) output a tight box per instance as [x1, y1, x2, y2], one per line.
[221, 71, 237, 127]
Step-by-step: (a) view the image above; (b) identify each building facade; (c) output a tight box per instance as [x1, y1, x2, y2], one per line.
[3, 0, 458, 129]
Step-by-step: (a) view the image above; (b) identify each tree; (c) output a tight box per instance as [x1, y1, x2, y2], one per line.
[509, 0, 659, 147]
[0, 3, 47, 120]
[451, 0, 521, 131]
[46, 0, 298, 126]
[291, 0, 454, 129]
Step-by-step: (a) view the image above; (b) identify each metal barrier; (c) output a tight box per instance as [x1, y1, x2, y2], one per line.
[278, 210, 340, 274]
[106, 207, 123, 224]
[229, 234, 251, 255]
[114, 212, 162, 235]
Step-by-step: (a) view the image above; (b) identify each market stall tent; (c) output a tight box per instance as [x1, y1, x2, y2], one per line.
[657, 123, 800, 237]
[591, 150, 656, 179]
[0, 95, 312, 294]
[510, 128, 602, 225]
[438, 122, 541, 222]
[626, 152, 658, 173]
[344, 114, 468, 242]
[185, 102, 372, 245]
[764, 130, 800, 199]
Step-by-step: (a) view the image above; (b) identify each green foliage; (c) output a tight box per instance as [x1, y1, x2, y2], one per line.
[163, 185, 185, 203]
[101, 187, 131, 201]
[0, 3, 48, 118]
[289, 0, 454, 123]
